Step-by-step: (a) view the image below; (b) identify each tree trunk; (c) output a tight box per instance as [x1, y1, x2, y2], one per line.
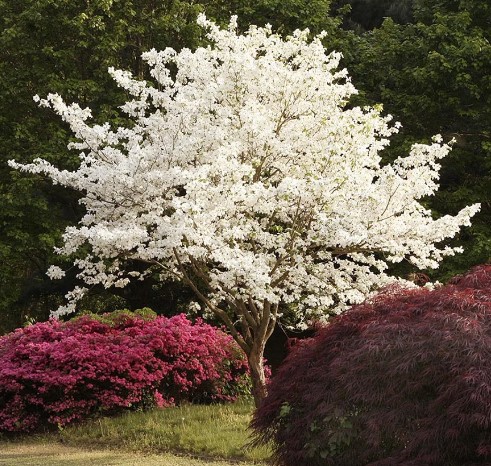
[248, 342, 268, 408]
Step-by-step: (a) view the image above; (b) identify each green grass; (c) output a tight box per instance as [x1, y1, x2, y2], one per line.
[22, 399, 271, 463]
[0, 442, 265, 465]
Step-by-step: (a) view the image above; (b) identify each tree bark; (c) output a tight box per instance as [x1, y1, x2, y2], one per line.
[248, 341, 268, 408]
[172, 260, 274, 407]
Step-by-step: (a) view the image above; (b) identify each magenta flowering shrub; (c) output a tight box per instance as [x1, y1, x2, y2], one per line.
[0, 311, 249, 432]
[253, 265, 491, 466]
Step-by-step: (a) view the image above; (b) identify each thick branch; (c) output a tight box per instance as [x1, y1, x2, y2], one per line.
[255, 300, 272, 349]
[248, 296, 261, 324]
[172, 248, 250, 354]
[236, 298, 260, 329]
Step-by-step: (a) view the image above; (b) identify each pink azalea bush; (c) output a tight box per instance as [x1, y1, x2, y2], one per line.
[0, 311, 250, 432]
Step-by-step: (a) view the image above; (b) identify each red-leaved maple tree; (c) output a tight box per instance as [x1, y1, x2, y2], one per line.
[253, 265, 491, 466]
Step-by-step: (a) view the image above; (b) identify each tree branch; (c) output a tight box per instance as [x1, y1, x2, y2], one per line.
[172, 248, 250, 354]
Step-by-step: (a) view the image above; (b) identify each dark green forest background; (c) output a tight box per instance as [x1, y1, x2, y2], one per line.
[1, 0, 490, 333]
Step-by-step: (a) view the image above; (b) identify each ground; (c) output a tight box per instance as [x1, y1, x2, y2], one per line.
[0, 442, 268, 466]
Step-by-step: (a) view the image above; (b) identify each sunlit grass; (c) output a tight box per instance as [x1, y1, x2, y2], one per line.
[55, 399, 270, 463]
[0, 442, 265, 466]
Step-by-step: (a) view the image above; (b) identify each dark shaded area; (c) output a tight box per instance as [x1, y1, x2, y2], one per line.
[264, 325, 316, 374]
[333, 0, 414, 30]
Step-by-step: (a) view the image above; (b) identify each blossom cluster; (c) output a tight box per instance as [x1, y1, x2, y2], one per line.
[0, 312, 249, 432]
[10, 16, 479, 325]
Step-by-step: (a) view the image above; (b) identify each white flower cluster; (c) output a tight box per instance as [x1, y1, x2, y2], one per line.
[10, 16, 479, 324]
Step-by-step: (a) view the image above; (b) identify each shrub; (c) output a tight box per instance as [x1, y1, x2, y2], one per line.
[253, 265, 491, 466]
[0, 311, 249, 432]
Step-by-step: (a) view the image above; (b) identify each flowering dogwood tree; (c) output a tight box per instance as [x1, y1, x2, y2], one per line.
[11, 16, 479, 405]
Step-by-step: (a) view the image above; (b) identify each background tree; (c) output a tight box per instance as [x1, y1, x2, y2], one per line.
[332, 0, 414, 31]
[207, 0, 340, 33]
[12, 18, 478, 405]
[340, 0, 491, 281]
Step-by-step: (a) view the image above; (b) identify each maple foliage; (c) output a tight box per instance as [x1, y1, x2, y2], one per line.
[253, 264, 491, 465]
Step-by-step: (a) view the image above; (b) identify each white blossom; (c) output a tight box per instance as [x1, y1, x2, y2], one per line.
[10, 17, 479, 326]
[51, 286, 88, 318]
[46, 265, 65, 280]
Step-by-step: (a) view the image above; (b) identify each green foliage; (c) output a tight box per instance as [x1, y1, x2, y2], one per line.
[73, 307, 158, 326]
[207, 0, 340, 34]
[341, 0, 491, 281]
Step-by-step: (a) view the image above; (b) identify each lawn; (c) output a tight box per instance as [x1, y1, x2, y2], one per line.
[0, 400, 271, 466]
[0, 442, 265, 466]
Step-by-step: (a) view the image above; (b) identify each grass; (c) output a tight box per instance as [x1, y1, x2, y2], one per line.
[0, 442, 264, 465]
[0, 399, 271, 466]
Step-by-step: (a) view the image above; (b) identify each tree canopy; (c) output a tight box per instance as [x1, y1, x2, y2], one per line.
[0, 0, 339, 333]
[342, 0, 491, 280]
[11, 17, 479, 403]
